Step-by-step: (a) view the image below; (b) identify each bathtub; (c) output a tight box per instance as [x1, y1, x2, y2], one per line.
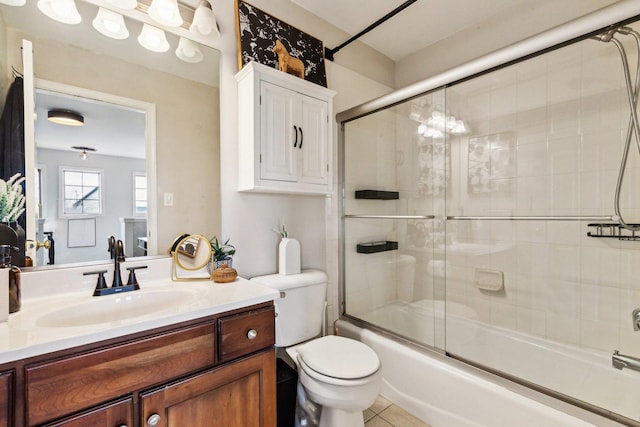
[337, 305, 633, 427]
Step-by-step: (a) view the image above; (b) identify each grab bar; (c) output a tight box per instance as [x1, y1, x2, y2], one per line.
[612, 350, 640, 372]
[344, 215, 435, 220]
[447, 215, 615, 221]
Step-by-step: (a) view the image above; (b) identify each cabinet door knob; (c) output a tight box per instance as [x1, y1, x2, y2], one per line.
[247, 329, 258, 340]
[117, 425, 128, 427]
[147, 414, 161, 426]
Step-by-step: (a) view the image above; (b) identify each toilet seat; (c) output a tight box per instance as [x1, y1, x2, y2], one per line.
[296, 335, 380, 381]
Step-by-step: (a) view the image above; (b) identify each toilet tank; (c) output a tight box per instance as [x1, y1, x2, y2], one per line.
[250, 270, 327, 347]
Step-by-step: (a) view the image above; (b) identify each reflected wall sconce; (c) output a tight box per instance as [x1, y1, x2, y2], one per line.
[48, 110, 84, 126]
[190, 1, 219, 39]
[148, 0, 182, 28]
[104, 0, 137, 10]
[175, 37, 203, 63]
[138, 23, 170, 52]
[92, 7, 129, 39]
[71, 146, 97, 160]
[0, 0, 26, 6]
[37, 0, 81, 24]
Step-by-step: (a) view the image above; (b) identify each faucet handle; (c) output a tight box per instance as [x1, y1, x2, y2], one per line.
[126, 265, 147, 289]
[84, 270, 108, 296]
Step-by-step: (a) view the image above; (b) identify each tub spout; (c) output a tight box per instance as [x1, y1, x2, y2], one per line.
[612, 350, 640, 372]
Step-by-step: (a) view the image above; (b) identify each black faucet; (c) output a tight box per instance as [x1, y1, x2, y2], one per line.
[112, 239, 126, 287]
[84, 237, 146, 296]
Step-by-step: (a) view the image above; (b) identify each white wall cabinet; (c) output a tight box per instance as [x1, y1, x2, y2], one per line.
[236, 61, 335, 195]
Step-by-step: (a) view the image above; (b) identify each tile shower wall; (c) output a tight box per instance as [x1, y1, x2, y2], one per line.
[445, 26, 640, 356]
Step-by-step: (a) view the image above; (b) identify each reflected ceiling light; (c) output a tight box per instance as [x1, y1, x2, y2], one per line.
[104, 0, 137, 10]
[92, 7, 129, 40]
[175, 37, 203, 63]
[0, 0, 26, 6]
[48, 110, 84, 126]
[190, 1, 219, 39]
[71, 146, 96, 160]
[148, 0, 182, 28]
[138, 23, 170, 52]
[37, 0, 81, 24]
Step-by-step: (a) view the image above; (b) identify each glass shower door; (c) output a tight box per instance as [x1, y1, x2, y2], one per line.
[342, 89, 445, 349]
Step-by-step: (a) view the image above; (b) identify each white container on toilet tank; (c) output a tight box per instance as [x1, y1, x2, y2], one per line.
[279, 238, 301, 275]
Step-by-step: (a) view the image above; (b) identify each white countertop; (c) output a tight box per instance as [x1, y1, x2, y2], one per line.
[0, 275, 279, 365]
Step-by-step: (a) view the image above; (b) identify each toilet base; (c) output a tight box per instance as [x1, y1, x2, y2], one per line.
[319, 407, 365, 427]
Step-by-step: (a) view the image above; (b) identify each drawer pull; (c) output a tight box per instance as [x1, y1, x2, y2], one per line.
[147, 414, 161, 426]
[247, 329, 258, 340]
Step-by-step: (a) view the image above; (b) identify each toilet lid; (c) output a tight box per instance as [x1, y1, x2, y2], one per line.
[296, 335, 380, 380]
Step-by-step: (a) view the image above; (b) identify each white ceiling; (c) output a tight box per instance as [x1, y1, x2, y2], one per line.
[290, 0, 614, 61]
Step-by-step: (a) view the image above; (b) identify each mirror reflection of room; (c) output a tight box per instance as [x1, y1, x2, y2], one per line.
[0, 0, 221, 267]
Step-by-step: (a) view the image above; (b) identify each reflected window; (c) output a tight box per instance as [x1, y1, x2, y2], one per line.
[60, 168, 103, 216]
[133, 172, 147, 216]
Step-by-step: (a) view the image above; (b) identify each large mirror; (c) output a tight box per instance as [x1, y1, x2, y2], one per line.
[0, 0, 221, 267]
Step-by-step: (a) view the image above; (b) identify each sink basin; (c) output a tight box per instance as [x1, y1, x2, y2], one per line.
[36, 290, 193, 328]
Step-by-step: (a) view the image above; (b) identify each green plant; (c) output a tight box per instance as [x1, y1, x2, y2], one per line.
[279, 224, 288, 238]
[0, 173, 25, 222]
[209, 236, 236, 261]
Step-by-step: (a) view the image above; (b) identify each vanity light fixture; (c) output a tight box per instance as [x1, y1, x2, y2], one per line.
[104, 0, 137, 10]
[0, 0, 26, 6]
[48, 110, 84, 126]
[92, 7, 129, 40]
[138, 23, 170, 52]
[147, 0, 182, 28]
[71, 146, 97, 160]
[175, 37, 203, 63]
[37, 0, 81, 25]
[190, 0, 219, 39]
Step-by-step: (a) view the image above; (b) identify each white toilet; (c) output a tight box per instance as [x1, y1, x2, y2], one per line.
[251, 270, 382, 427]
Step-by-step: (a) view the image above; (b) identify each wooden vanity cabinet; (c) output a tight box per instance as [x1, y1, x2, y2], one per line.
[11, 302, 276, 427]
[0, 371, 11, 427]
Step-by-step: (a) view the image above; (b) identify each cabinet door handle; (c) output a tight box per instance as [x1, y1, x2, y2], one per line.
[147, 414, 161, 426]
[299, 127, 303, 149]
[247, 329, 258, 340]
[293, 125, 298, 148]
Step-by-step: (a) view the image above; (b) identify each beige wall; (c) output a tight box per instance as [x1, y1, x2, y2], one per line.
[6, 30, 220, 254]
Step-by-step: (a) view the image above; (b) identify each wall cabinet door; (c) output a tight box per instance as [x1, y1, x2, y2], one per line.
[0, 371, 11, 427]
[140, 349, 276, 427]
[43, 398, 133, 427]
[260, 81, 297, 182]
[260, 82, 328, 187]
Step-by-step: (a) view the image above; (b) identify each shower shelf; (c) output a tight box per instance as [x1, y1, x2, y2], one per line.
[587, 223, 640, 241]
[355, 190, 399, 200]
[357, 241, 398, 254]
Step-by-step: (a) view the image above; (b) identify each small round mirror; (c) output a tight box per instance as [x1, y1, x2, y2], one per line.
[170, 234, 212, 280]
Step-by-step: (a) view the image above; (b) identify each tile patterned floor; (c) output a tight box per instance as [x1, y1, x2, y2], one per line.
[364, 396, 431, 427]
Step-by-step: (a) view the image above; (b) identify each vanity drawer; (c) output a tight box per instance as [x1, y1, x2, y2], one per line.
[218, 306, 275, 362]
[25, 323, 216, 426]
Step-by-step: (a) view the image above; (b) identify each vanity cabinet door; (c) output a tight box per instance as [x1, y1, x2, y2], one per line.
[140, 349, 276, 427]
[0, 371, 11, 427]
[43, 397, 133, 427]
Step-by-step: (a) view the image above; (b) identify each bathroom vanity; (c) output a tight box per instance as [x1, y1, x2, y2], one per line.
[0, 259, 279, 427]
